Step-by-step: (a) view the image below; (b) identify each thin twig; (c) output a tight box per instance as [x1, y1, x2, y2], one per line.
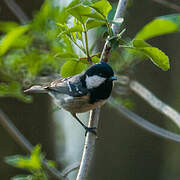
[61, 162, 80, 177]
[153, 0, 180, 12]
[76, 1, 129, 180]
[0, 109, 64, 180]
[4, 0, 29, 24]
[129, 80, 180, 128]
[108, 98, 180, 143]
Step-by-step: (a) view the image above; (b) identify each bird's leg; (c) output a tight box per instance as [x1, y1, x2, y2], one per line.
[71, 113, 97, 136]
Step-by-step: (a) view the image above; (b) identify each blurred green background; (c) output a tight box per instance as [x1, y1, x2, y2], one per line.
[1, 0, 180, 179]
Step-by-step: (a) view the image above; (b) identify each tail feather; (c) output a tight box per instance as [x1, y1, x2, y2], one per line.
[24, 85, 47, 93]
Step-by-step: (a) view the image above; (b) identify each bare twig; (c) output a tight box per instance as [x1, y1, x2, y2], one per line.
[153, 0, 180, 12]
[4, 0, 29, 24]
[109, 98, 180, 143]
[129, 80, 180, 128]
[76, 1, 129, 180]
[61, 162, 80, 177]
[0, 109, 64, 180]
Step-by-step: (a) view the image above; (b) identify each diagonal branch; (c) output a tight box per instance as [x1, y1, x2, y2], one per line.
[109, 98, 180, 143]
[129, 80, 180, 128]
[4, 0, 29, 24]
[76, 1, 129, 180]
[0, 109, 64, 180]
[114, 76, 180, 142]
[153, 0, 180, 12]
[61, 162, 80, 177]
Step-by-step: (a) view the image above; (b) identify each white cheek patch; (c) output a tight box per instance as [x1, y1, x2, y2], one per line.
[86, 75, 106, 89]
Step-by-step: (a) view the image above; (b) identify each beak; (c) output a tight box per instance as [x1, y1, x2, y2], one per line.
[109, 76, 117, 81]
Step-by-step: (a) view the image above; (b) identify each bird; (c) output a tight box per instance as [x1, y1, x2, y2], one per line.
[24, 61, 117, 135]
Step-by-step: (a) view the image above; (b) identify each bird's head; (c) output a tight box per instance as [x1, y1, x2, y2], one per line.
[83, 61, 117, 89]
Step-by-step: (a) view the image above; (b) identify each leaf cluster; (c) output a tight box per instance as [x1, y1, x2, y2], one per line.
[0, 0, 71, 102]
[0, 0, 116, 101]
[0, 0, 180, 103]
[57, 0, 118, 77]
[112, 14, 180, 72]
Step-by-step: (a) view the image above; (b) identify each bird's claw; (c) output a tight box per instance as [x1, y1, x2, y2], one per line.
[85, 127, 97, 136]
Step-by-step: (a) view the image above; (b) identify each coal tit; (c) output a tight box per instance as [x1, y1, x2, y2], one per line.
[25, 61, 117, 135]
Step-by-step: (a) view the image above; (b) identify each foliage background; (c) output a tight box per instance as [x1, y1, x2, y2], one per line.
[1, 0, 180, 179]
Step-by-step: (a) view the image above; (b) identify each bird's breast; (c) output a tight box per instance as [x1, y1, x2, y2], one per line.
[49, 92, 106, 113]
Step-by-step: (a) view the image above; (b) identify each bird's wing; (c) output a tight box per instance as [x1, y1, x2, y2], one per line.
[45, 74, 88, 97]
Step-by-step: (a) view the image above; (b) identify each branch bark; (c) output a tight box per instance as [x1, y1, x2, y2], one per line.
[76, 1, 129, 180]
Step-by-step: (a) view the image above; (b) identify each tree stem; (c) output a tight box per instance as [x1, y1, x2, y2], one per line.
[76, 1, 129, 180]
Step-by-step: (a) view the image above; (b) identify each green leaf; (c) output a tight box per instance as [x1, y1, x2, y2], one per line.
[67, 5, 91, 24]
[132, 39, 151, 48]
[132, 39, 170, 71]
[141, 47, 170, 71]
[61, 60, 87, 77]
[90, 0, 112, 18]
[0, 25, 29, 56]
[5, 145, 42, 171]
[69, 25, 83, 32]
[11, 35, 32, 49]
[83, 12, 105, 21]
[82, 0, 100, 6]
[136, 14, 180, 40]
[86, 19, 106, 30]
[55, 52, 79, 59]
[91, 56, 100, 63]
[67, 0, 81, 9]
[57, 23, 83, 33]
[79, 56, 100, 64]
[0, 82, 31, 103]
[29, 145, 42, 170]
[68, 1, 105, 20]
[0, 21, 19, 32]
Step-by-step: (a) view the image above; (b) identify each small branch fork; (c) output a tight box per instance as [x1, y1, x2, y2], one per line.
[76, 1, 129, 180]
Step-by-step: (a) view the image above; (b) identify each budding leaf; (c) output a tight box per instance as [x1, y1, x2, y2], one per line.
[67, 5, 91, 24]
[90, 0, 112, 18]
[86, 19, 106, 30]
